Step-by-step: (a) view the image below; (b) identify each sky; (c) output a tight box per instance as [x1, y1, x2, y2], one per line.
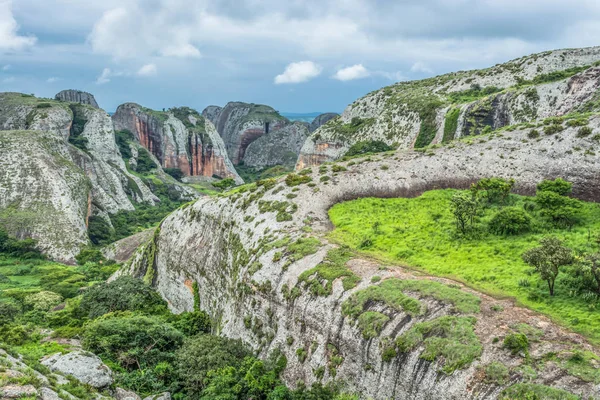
[1, 0, 600, 114]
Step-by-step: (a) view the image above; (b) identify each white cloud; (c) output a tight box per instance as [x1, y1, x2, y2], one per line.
[333, 64, 370, 81]
[96, 67, 112, 84]
[2, 64, 10, 71]
[137, 63, 157, 77]
[274, 61, 322, 84]
[46, 77, 60, 83]
[411, 61, 433, 74]
[0, 0, 37, 51]
[89, 5, 200, 59]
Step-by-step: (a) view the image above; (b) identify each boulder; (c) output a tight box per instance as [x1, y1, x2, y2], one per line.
[114, 388, 141, 400]
[143, 393, 171, 400]
[41, 351, 113, 388]
[0, 385, 38, 399]
[40, 387, 61, 400]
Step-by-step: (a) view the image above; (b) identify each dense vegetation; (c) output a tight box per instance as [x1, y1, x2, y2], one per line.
[0, 232, 357, 399]
[329, 179, 600, 341]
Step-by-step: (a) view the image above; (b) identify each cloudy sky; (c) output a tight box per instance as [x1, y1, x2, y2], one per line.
[1, 0, 599, 113]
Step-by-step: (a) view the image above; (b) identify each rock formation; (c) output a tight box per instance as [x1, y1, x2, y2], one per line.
[125, 116, 600, 399]
[202, 102, 289, 164]
[242, 121, 310, 169]
[297, 46, 600, 169]
[112, 103, 242, 183]
[309, 112, 338, 132]
[55, 89, 99, 108]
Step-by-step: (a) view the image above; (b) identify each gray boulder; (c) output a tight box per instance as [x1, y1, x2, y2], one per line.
[0, 385, 38, 399]
[40, 387, 61, 400]
[41, 351, 113, 388]
[143, 393, 171, 400]
[55, 89, 99, 108]
[115, 388, 141, 400]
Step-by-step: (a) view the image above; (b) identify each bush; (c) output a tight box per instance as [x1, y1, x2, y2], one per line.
[79, 276, 168, 319]
[213, 178, 235, 191]
[285, 174, 312, 187]
[24, 291, 63, 312]
[536, 178, 572, 195]
[171, 311, 211, 336]
[164, 168, 184, 181]
[489, 207, 531, 235]
[87, 216, 115, 246]
[83, 313, 184, 370]
[115, 129, 134, 160]
[135, 148, 158, 173]
[577, 126, 593, 137]
[544, 124, 564, 135]
[39, 269, 87, 298]
[471, 177, 515, 204]
[527, 129, 540, 139]
[36, 102, 53, 109]
[176, 334, 251, 397]
[535, 191, 580, 228]
[503, 333, 529, 355]
[484, 362, 510, 385]
[75, 248, 106, 265]
[345, 140, 393, 157]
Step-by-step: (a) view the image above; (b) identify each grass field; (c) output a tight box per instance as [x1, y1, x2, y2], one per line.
[329, 189, 600, 342]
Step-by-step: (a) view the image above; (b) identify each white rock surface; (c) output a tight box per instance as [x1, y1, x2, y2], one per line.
[42, 351, 114, 388]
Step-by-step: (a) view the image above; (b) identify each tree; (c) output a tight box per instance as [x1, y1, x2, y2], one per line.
[471, 177, 515, 204]
[488, 207, 531, 235]
[522, 237, 573, 296]
[535, 190, 580, 228]
[213, 178, 236, 191]
[536, 178, 572, 196]
[79, 276, 168, 319]
[450, 192, 479, 234]
[577, 252, 600, 295]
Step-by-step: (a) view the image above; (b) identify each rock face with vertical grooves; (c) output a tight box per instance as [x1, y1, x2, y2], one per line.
[242, 121, 310, 169]
[203, 102, 289, 165]
[126, 116, 600, 400]
[309, 112, 339, 132]
[55, 89, 100, 108]
[112, 103, 242, 183]
[297, 46, 600, 169]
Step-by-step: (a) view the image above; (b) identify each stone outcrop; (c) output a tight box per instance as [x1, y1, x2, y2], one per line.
[126, 116, 600, 399]
[297, 46, 600, 168]
[309, 112, 338, 132]
[41, 351, 114, 388]
[55, 89, 99, 108]
[0, 130, 90, 263]
[203, 102, 289, 164]
[112, 103, 242, 183]
[242, 121, 310, 169]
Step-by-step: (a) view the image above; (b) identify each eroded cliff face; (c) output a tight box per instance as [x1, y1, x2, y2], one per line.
[297, 46, 600, 168]
[0, 130, 89, 263]
[112, 103, 242, 183]
[126, 117, 600, 399]
[55, 89, 99, 108]
[204, 102, 289, 164]
[309, 112, 339, 132]
[242, 122, 310, 169]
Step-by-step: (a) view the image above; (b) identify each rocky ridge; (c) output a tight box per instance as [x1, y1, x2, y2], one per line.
[242, 121, 310, 169]
[55, 89, 99, 108]
[297, 46, 600, 168]
[112, 103, 242, 183]
[202, 102, 289, 165]
[125, 115, 600, 399]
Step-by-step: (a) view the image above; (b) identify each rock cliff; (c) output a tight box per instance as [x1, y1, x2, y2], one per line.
[297, 46, 600, 168]
[309, 112, 339, 132]
[203, 102, 289, 164]
[242, 121, 310, 169]
[112, 103, 242, 183]
[55, 89, 99, 108]
[125, 115, 600, 399]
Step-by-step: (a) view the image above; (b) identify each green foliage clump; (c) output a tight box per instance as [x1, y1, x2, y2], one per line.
[115, 129, 134, 160]
[483, 361, 510, 385]
[356, 311, 390, 339]
[577, 126, 593, 137]
[342, 279, 422, 320]
[443, 107, 461, 143]
[446, 85, 502, 104]
[537, 178, 572, 196]
[75, 248, 106, 265]
[135, 148, 158, 174]
[394, 316, 482, 373]
[344, 140, 393, 157]
[450, 192, 479, 234]
[285, 237, 321, 262]
[297, 247, 360, 296]
[163, 168, 183, 181]
[471, 177, 515, 204]
[79, 276, 168, 319]
[489, 207, 532, 235]
[0, 227, 42, 259]
[213, 178, 236, 191]
[499, 383, 579, 400]
[523, 237, 573, 296]
[285, 173, 312, 187]
[503, 333, 529, 355]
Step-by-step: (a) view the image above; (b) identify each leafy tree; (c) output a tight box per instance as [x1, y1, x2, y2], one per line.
[171, 311, 211, 336]
[75, 248, 106, 265]
[535, 190, 581, 228]
[213, 178, 236, 191]
[488, 207, 531, 235]
[577, 252, 600, 295]
[83, 312, 184, 371]
[176, 334, 251, 397]
[24, 290, 63, 312]
[536, 178, 572, 196]
[39, 269, 87, 298]
[87, 216, 115, 245]
[522, 237, 573, 296]
[471, 177, 514, 204]
[0, 303, 19, 325]
[164, 168, 184, 182]
[345, 140, 393, 157]
[79, 276, 168, 319]
[450, 192, 479, 234]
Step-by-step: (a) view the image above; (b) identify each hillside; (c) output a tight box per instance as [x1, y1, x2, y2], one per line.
[297, 46, 600, 168]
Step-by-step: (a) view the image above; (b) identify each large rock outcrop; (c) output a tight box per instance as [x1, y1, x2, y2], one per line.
[203, 102, 289, 164]
[297, 46, 600, 169]
[309, 112, 338, 132]
[112, 104, 242, 183]
[242, 121, 310, 169]
[41, 351, 114, 388]
[126, 115, 600, 399]
[55, 89, 99, 108]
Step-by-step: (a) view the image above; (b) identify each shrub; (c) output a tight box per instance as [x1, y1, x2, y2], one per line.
[79, 276, 168, 319]
[171, 311, 211, 336]
[164, 168, 184, 181]
[24, 291, 63, 312]
[176, 335, 250, 397]
[135, 148, 158, 173]
[75, 248, 106, 265]
[213, 178, 236, 191]
[544, 124, 564, 135]
[285, 173, 312, 187]
[36, 102, 53, 109]
[87, 216, 115, 245]
[345, 140, 393, 157]
[577, 126, 593, 137]
[39, 269, 87, 298]
[489, 207, 531, 235]
[471, 177, 514, 204]
[536, 178, 572, 195]
[500, 383, 579, 400]
[527, 129, 540, 139]
[484, 362, 510, 385]
[115, 129, 134, 160]
[503, 333, 529, 355]
[535, 190, 580, 228]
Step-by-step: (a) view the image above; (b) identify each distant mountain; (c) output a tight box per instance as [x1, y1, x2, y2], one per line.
[282, 111, 332, 123]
